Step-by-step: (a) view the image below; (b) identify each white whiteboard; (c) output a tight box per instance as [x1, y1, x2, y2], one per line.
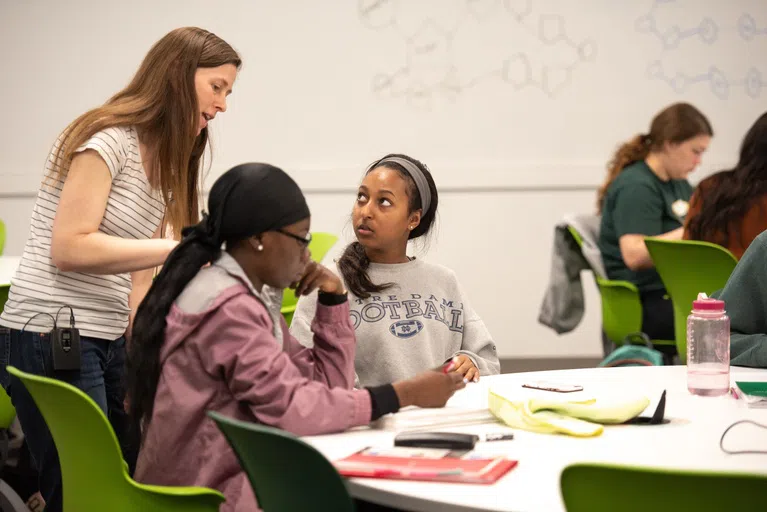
[2, 0, 766, 195]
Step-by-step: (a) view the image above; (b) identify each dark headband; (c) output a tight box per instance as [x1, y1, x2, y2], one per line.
[375, 156, 431, 215]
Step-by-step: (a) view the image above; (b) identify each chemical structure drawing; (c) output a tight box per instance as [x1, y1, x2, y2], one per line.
[737, 13, 767, 42]
[636, 0, 767, 99]
[635, 12, 718, 49]
[646, 61, 765, 100]
[358, 0, 597, 107]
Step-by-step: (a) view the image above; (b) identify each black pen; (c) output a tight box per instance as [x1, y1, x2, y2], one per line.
[483, 433, 514, 442]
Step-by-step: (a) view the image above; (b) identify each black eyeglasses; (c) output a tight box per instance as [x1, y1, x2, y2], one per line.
[275, 229, 312, 247]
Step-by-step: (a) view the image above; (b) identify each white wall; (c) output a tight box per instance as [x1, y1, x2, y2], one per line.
[2, 0, 766, 359]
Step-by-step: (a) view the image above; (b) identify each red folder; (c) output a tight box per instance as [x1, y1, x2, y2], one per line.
[334, 446, 517, 484]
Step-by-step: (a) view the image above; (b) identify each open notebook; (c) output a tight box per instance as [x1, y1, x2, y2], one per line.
[371, 406, 498, 431]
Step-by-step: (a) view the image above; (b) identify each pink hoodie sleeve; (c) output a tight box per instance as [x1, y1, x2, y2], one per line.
[198, 294, 371, 435]
[280, 299, 356, 390]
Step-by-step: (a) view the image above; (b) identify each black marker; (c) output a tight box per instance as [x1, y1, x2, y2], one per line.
[484, 433, 514, 442]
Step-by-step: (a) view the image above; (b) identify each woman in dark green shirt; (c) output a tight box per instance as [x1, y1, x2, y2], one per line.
[597, 103, 713, 345]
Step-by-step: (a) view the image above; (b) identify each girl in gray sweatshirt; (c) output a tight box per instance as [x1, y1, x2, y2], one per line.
[291, 154, 500, 388]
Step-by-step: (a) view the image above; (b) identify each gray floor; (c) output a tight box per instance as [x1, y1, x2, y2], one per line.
[499, 357, 602, 374]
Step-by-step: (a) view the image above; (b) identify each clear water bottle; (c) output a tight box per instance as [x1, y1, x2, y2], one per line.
[687, 295, 730, 397]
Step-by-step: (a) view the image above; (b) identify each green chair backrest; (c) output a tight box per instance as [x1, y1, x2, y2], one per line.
[593, 277, 643, 345]
[6, 366, 224, 512]
[208, 411, 355, 512]
[644, 238, 737, 360]
[0, 377, 23, 511]
[566, 226, 672, 347]
[567, 224, 585, 247]
[0, 219, 5, 256]
[307, 232, 340, 263]
[561, 463, 767, 512]
[0, 286, 8, 312]
[0, 284, 14, 430]
[281, 232, 339, 326]
[0, 387, 14, 431]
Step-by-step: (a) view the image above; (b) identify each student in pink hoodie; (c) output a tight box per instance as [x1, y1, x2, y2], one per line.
[126, 162, 466, 511]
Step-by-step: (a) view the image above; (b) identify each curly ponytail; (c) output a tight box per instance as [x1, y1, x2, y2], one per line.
[597, 134, 650, 212]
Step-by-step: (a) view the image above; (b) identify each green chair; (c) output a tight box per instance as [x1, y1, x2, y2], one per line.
[0, 287, 8, 320]
[644, 238, 737, 360]
[561, 462, 767, 512]
[0, 219, 5, 256]
[566, 226, 674, 350]
[0, 389, 14, 436]
[6, 366, 225, 512]
[281, 232, 339, 326]
[0, 275, 21, 510]
[0, 387, 26, 511]
[0, 220, 11, 310]
[208, 411, 355, 512]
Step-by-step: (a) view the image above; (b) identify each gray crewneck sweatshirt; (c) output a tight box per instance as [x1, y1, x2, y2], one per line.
[290, 258, 500, 388]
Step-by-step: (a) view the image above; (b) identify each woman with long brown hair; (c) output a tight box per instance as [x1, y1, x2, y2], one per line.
[684, 111, 767, 259]
[0, 27, 241, 511]
[597, 102, 712, 346]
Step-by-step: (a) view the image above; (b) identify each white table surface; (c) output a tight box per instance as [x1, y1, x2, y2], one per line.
[304, 366, 767, 512]
[0, 256, 20, 286]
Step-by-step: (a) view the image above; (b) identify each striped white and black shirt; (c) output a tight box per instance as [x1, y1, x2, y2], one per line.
[0, 126, 164, 340]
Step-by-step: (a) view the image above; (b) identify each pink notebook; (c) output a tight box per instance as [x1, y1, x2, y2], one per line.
[334, 446, 517, 484]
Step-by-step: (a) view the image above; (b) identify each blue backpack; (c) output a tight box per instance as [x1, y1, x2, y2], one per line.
[598, 333, 666, 367]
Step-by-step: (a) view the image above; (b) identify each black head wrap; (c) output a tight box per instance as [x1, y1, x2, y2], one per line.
[182, 162, 310, 251]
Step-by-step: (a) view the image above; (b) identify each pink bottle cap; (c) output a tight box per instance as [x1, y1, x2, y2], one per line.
[692, 298, 725, 311]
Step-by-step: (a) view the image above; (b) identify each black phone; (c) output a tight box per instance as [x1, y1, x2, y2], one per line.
[394, 432, 478, 450]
